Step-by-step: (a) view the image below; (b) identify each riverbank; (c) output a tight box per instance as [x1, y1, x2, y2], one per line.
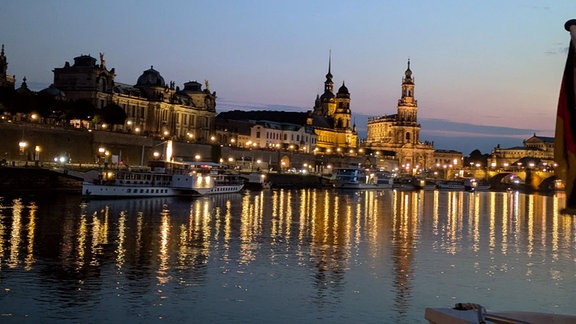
[0, 165, 329, 195]
[0, 166, 83, 194]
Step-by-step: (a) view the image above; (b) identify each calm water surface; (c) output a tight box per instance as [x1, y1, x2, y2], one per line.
[0, 189, 574, 323]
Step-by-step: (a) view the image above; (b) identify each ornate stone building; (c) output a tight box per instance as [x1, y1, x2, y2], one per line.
[311, 56, 358, 152]
[0, 45, 16, 89]
[51, 53, 216, 141]
[216, 110, 317, 152]
[487, 134, 555, 168]
[363, 60, 434, 171]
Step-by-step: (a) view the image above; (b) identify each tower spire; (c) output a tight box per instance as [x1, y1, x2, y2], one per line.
[0, 44, 7, 77]
[326, 49, 333, 79]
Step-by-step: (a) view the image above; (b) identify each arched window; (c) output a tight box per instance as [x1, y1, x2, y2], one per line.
[405, 132, 411, 141]
[98, 78, 106, 92]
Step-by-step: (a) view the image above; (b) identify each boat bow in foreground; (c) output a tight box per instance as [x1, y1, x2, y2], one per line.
[425, 304, 576, 324]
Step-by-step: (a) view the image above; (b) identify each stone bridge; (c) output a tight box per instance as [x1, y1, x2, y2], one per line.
[467, 169, 558, 191]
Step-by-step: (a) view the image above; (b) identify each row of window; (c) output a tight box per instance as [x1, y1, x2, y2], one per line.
[97, 188, 169, 194]
[265, 132, 311, 142]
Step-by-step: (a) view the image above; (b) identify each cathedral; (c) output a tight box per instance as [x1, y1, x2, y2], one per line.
[363, 60, 435, 171]
[311, 55, 358, 152]
[50, 53, 217, 141]
[214, 55, 358, 153]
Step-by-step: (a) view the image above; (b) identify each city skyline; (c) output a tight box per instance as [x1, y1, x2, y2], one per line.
[1, 1, 575, 153]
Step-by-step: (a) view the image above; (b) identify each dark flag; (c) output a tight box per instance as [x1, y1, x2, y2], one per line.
[555, 19, 576, 211]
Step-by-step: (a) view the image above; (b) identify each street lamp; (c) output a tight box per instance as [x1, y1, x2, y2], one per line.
[18, 141, 28, 153]
[34, 145, 41, 161]
[18, 141, 28, 163]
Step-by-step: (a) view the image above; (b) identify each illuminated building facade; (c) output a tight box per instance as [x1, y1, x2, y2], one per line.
[51, 53, 216, 141]
[363, 60, 435, 171]
[487, 134, 555, 168]
[214, 56, 358, 154]
[215, 111, 317, 152]
[311, 56, 358, 151]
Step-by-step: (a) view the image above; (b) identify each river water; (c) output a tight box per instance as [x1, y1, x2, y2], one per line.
[0, 189, 574, 323]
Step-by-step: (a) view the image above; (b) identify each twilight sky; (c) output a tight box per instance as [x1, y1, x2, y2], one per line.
[1, 1, 575, 153]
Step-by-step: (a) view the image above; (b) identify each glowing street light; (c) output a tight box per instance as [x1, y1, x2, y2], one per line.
[18, 141, 28, 153]
[34, 145, 41, 161]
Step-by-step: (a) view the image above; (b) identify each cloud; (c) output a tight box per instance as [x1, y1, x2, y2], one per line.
[216, 100, 537, 154]
[217, 99, 308, 113]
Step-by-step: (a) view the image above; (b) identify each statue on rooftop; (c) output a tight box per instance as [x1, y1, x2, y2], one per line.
[99, 52, 106, 68]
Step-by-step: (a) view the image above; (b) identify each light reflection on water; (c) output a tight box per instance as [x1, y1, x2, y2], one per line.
[0, 189, 574, 323]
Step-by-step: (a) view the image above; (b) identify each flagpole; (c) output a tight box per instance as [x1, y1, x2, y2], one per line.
[559, 20, 576, 213]
[566, 20, 576, 46]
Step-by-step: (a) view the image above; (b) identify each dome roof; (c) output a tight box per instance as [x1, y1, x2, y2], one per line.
[181, 80, 202, 92]
[136, 66, 165, 87]
[73, 55, 97, 67]
[320, 91, 334, 102]
[405, 59, 413, 78]
[39, 84, 66, 97]
[337, 82, 349, 95]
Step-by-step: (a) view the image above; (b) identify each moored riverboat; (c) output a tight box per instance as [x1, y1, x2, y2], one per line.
[333, 167, 384, 190]
[205, 171, 245, 194]
[393, 176, 419, 191]
[436, 180, 466, 191]
[416, 179, 438, 190]
[242, 172, 272, 190]
[82, 160, 213, 198]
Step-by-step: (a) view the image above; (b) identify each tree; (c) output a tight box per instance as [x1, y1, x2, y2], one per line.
[0, 87, 16, 112]
[465, 149, 488, 167]
[100, 103, 127, 126]
[34, 92, 59, 117]
[66, 99, 95, 120]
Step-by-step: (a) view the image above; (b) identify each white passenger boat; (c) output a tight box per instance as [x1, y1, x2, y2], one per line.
[82, 160, 213, 198]
[205, 171, 245, 194]
[334, 167, 382, 189]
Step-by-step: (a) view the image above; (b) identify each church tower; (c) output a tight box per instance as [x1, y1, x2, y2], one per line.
[0, 45, 7, 79]
[310, 52, 358, 151]
[397, 59, 417, 124]
[314, 52, 336, 117]
[334, 81, 351, 129]
[395, 59, 420, 144]
[364, 59, 434, 171]
[0, 44, 15, 89]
